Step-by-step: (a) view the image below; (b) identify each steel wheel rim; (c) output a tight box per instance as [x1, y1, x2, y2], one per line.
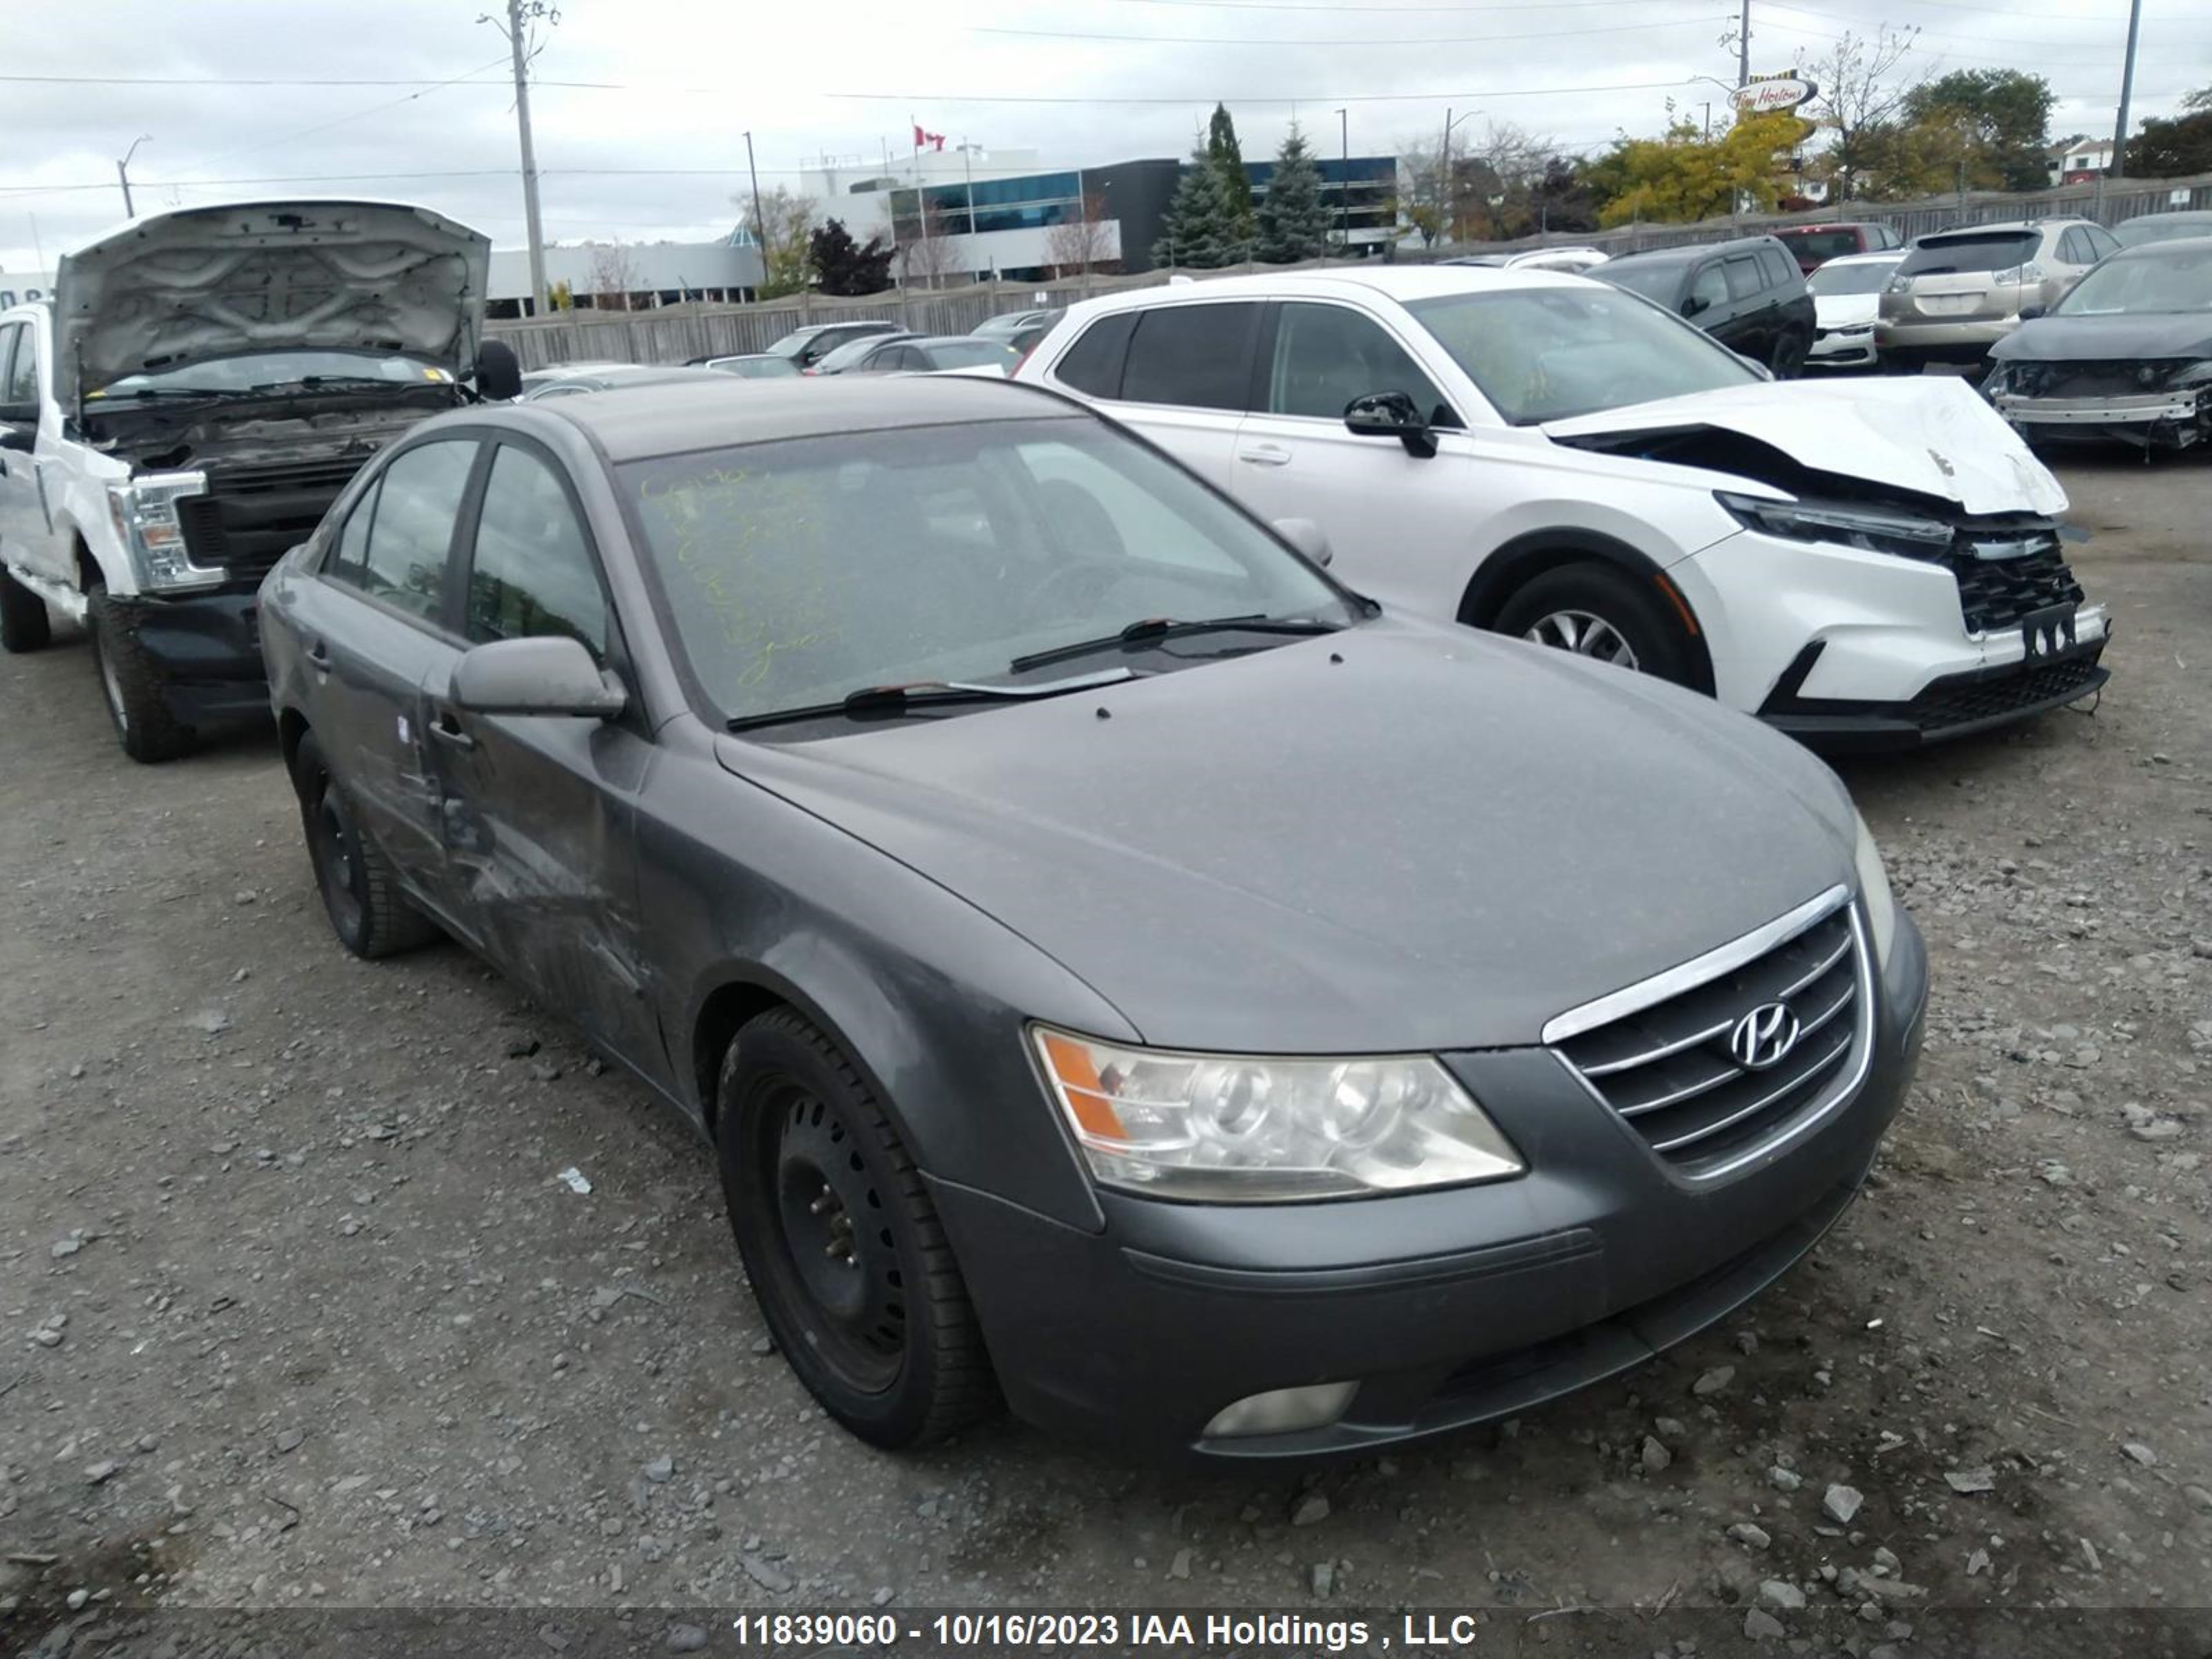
[765, 1084, 904, 1394]
[310, 782, 364, 938]
[1524, 609, 1641, 671]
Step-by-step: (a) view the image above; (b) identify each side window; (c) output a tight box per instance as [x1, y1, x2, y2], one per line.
[1266, 303, 1452, 424]
[1053, 312, 1137, 397]
[1721, 256, 1765, 301]
[1687, 262, 1731, 313]
[465, 444, 607, 657]
[327, 476, 382, 581]
[1120, 303, 1262, 411]
[2057, 229, 2087, 265]
[2082, 225, 2118, 261]
[350, 440, 476, 621]
[894, 346, 930, 372]
[1759, 247, 1797, 288]
[1, 323, 35, 406]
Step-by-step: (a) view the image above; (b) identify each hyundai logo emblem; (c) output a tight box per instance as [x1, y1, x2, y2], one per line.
[1730, 1002, 1802, 1071]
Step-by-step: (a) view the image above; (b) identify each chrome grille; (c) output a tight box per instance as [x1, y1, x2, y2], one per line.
[1546, 888, 1871, 1179]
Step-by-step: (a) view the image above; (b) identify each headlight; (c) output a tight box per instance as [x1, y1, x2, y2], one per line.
[1717, 491, 1955, 556]
[1853, 812, 1899, 968]
[1838, 323, 1875, 337]
[1030, 1027, 1524, 1201]
[107, 474, 219, 592]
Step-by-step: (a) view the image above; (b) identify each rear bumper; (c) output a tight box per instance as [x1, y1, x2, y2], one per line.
[1761, 635, 2109, 751]
[111, 592, 270, 725]
[931, 920, 1927, 1461]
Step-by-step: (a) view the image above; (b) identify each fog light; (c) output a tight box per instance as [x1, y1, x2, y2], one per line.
[1203, 1381, 1358, 1439]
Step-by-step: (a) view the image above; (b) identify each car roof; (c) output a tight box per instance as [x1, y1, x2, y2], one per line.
[2117, 209, 2212, 225]
[1063, 265, 1596, 323]
[2110, 234, 2212, 257]
[1603, 235, 1783, 265]
[1776, 222, 1883, 232]
[1921, 219, 2078, 238]
[908, 334, 1012, 348]
[1817, 248, 1905, 265]
[529, 374, 1082, 462]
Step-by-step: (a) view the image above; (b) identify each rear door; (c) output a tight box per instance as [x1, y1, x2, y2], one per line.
[420, 436, 659, 1071]
[1716, 253, 1774, 357]
[295, 435, 482, 904]
[1058, 301, 1262, 491]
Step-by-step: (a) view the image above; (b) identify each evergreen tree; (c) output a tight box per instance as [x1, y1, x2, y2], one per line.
[1152, 147, 1247, 269]
[1206, 104, 1256, 235]
[806, 218, 894, 295]
[1253, 126, 1333, 263]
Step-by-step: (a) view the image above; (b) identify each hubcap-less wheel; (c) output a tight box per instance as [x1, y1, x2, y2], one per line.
[767, 1085, 904, 1394]
[307, 777, 366, 940]
[1523, 609, 1641, 670]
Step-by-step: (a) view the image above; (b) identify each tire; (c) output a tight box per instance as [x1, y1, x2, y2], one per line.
[1492, 561, 1696, 686]
[1770, 328, 1811, 380]
[715, 1008, 995, 1449]
[86, 587, 195, 762]
[0, 568, 51, 653]
[290, 729, 442, 959]
[1880, 353, 1922, 377]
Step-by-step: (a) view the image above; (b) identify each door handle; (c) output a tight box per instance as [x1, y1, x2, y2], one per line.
[429, 711, 477, 751]
[303, 639, 330, 668]
[1237, 442, 1293, 467]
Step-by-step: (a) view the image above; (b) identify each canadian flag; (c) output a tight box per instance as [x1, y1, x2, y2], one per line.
[912, 123, 947, 152]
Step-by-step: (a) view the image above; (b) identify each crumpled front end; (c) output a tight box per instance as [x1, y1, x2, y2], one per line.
[1985, 357, 2212, 450]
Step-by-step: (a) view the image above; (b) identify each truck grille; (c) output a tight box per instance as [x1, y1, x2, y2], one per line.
[1938, 529, 2083, 636]
[176, 455, 373, 581]
[1548, 891, 1868, 1179]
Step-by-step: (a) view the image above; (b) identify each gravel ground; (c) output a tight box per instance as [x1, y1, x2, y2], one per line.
[2, 449, 2207, 1651]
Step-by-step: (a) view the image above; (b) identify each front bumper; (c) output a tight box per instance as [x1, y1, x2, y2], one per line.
[931, 919, 1927, 1460]
[1809, 330, 1877, 367]
[1761, 635, 2108, 750]
[109, 591, 270, 726]
[1991, 388, 2209, 449]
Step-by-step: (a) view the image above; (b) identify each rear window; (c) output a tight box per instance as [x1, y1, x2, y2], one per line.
[1119, 303, 1260, 411]
[1778, 229, 1864, 262]
[1897, 232, 2038, 276]
[1053, 312, 1137, 397]
[924, 340, 1021, 371]
[1597, 260, 1686, 301]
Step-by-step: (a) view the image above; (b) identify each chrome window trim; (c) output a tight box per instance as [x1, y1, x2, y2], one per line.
[1540, 883, 1852, 1046]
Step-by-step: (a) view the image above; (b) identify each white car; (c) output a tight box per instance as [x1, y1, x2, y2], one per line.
[1015, 266, 2109, 749]
[1807, 251, 1904, 371]
[1447, 247, 1611, 275]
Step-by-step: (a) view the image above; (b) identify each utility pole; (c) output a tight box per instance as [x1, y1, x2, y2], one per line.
[1335, 108, 1349, 252]
[962, 140, 977, 284]
[115, 135, 151, 219]
[1737, 0, 1751, 89]
[742, 130, 767, 298]
[2110, 0, 2143, 180]
[484, 0, 552, 317]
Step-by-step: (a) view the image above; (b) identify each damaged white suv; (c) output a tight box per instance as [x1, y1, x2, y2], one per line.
[0, 199, 518, 760]
[1019, 267, 2110, 749]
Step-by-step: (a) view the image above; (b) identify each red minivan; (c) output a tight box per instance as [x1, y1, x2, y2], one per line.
[1774, 223, 1904, 273]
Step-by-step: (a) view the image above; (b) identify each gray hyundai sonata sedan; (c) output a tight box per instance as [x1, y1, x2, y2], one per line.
[259, 376, 1928, 1459]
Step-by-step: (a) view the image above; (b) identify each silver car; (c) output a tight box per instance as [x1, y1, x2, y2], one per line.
[1878, 218, 2121, 373]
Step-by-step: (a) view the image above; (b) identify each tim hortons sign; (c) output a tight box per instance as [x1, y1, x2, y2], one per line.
[1732, 74, 1817, 114]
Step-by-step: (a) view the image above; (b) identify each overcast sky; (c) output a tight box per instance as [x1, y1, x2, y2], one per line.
[2, 0, 2205, 273]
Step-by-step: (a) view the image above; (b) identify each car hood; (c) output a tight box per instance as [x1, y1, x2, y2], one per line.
[714, 619, 1857, 1054]
[1989, 312, 2212, 364]
[1543, 377, 2065, 516]
[1814, 294, 1880, 328]
[53, 198, 491, 396]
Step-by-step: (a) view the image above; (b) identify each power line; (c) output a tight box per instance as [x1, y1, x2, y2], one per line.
[973, 13, 1725, 46]
[167, 55, 514, 182]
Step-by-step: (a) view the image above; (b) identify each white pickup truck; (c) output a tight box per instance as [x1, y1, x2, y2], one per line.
[0, 199, 518, 760]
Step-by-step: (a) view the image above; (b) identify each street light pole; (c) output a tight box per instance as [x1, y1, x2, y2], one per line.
[1334, 107, 1349, 252]
[2110, 0, 2144, 180]
[1439, 109, 1474, 245]
[115, 134, 151, 219]
[1737, 0, 1751, 90]
[742, 130, 767, 298]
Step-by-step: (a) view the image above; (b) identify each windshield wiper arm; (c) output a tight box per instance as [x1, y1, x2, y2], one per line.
[727, 666, 1136, 732]
[1009, 614, 1340, 675]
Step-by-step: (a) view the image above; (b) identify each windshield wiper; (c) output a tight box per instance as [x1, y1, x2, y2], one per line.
[240, 375, 418, 393]
[93, 386, 229, 401]
[1008, 613, 1341, 675]
[727, 666, 1136, 732]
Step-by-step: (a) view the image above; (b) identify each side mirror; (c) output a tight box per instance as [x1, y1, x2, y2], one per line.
[2018, 304, 2047, 322]
[451, 636, 626, 719]
[1343, 391, 1438, 459]
[1271, 517, 1333, 568]
[1682, 293, 1711, 318]
[0, 422, 34, 453]
[474, 340, 523, 402]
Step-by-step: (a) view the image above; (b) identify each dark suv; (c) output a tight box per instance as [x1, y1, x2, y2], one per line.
[763, 320, 901, 370]
[1594, 236, 1818, 377]
[1774, 222, 1904, 273]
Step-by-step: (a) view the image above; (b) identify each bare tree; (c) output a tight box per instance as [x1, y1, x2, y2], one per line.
[1398, 122, 1562, 244]
[733, 186, 817, 298]
[588, 241, 640, 311]
[897, 198, 964, 287]
[1044, 194, 1115, 275]
[1801, 26, 1922, 202]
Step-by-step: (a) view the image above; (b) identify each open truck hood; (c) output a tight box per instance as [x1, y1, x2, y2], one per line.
[1543, 377, 2067, 518]
[54, 199, 491, 397]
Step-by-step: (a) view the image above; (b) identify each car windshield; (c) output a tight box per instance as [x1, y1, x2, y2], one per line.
[94, 349, 448, 398]
[621, 418, 1356, 726]
[2113, 216, 2212, 247]
[1592, 260, 1683, 301]
[716, 357, 799, 379]
[921, 340, 1020, 371]
[2054, 244, 2212, 315]
[1406, 286, 1760, 425]
[1808, 259, 1902, 296]
[1896, 231, 2038, 277]
[764, 332, 816, 359]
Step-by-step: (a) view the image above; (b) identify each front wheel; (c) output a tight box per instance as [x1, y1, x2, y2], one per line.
[716, 1009, 995, 1449]
[86, 588, 195, 762]
[1492, 561, 1696, 686]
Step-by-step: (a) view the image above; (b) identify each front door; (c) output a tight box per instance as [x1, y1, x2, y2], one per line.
[420, 437, 659, 1074]
[0, 319, 68, 585]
